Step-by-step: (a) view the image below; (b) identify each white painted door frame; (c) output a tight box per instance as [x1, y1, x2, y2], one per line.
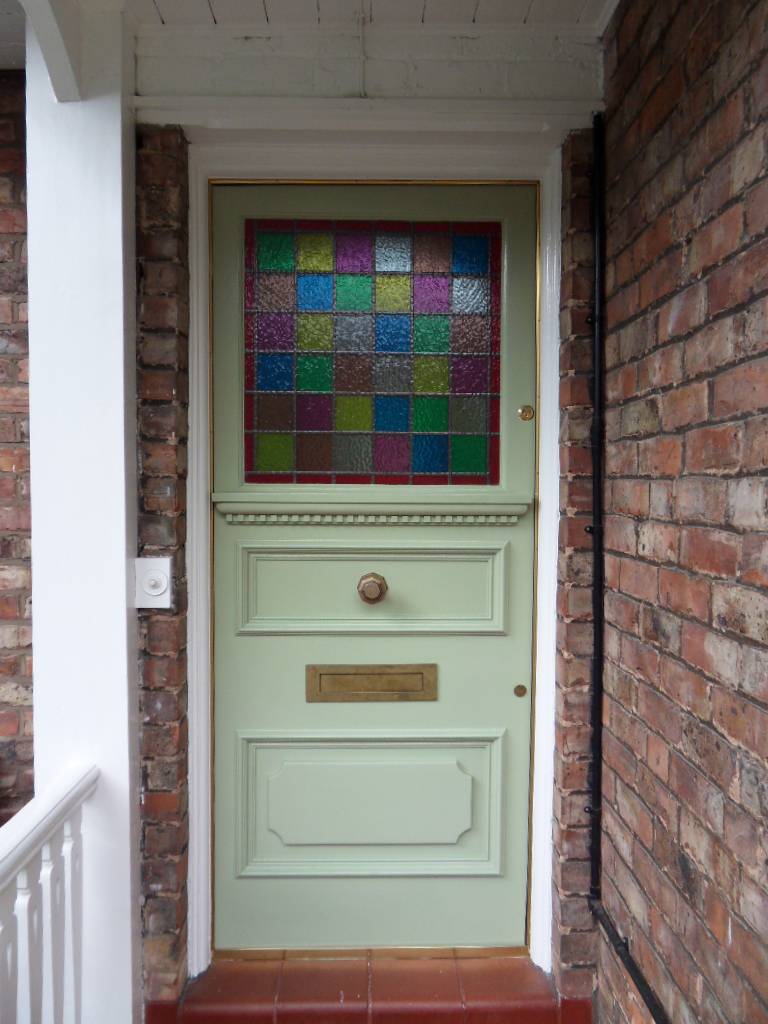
[184, 133, 569, 978]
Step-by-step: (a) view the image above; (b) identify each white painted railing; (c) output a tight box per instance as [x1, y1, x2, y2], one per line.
[0, 766, 99, 1024]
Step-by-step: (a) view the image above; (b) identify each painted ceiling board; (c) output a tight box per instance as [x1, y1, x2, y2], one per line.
[526, 0, 587, 24]
[319, 0, 363, 24]
[471, 0, 530, 24]
[209, 0, 269, 25]
[129, 0, 163, 24]
[264, 0, 319, 23]
[369, 0, 426, 24]
[155, 0, 215, 24]
[422, 0, 477, 23]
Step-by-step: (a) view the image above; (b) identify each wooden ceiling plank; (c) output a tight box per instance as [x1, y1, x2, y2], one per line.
[209, 0, 268, 25]
[471, 0, 530, 24]
[154, 0, 216, 25]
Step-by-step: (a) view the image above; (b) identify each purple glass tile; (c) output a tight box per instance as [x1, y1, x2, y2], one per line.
[296, 394, 333, 431]
[336, 233, 373, 273]
[451, 356, 489, 394]
[257, 313, 295, 350]
[374, 434, 411, 473]
[413, 275, 451, 313]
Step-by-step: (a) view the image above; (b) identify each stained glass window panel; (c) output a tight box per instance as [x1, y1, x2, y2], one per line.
[244, 219, 501, 484]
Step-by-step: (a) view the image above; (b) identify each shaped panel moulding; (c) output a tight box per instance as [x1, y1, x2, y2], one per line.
[236, 730, 504, 877]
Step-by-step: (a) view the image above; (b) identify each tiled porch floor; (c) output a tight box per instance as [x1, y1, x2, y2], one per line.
[176, 951, 562, 1023]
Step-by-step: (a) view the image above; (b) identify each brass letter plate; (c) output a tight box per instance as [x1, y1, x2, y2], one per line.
[306, 664, 438, 703]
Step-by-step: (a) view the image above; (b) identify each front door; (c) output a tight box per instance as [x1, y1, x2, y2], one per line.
[211, 184, 537, 951]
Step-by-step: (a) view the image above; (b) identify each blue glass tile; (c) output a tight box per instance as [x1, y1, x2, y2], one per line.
[297, 274, 333, 311]
[257, 353, 294, 392]
[376, 314, 411, 352]
[452, 235, 489, 274]
[375, 395, 409, 432]
[412, 434, 449, 473]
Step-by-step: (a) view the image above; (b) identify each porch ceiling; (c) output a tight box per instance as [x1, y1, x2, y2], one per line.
[129, 0, 617, 32]
[0, 0, 23, 68]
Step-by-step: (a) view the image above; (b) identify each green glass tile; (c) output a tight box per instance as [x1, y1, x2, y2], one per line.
[256, 433, 293, 471]
[413, 356, 449, 393]
[412, 396, 448, 432]
[297, 232, 333, 272]
[376, 275, 411, 313]
[258, 232, 294, 272]
[451, 435, 488, 474]
[336, 395, 373, 431]
[296, 354, 333, 392]
[297, 314, 334, 351]
[336, 275, 373, 311]
[414, 316, 450, 353]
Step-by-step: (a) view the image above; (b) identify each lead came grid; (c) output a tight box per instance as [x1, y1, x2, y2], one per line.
[243, 218, 502, 484]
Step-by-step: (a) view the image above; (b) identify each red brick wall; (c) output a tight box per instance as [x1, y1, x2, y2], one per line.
[596, 1, 768, 1020]
[136, 125, 190, 1004]
[555, 129, 598, 1001]
[0, 72, 31, 827]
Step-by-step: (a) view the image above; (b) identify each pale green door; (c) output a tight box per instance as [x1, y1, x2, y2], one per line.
[212, 184, 537, 951]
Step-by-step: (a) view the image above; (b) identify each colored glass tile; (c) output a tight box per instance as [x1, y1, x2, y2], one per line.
[375, 234, 412, 272]
[336, 275, 373, 312]
[451, 356, 488, 394]
[375, 395, 409, 432]
[373, 355, 412, 393]
[414, 356, 449, 393]
[257, 232, 294, 272]
[450, 315, 490, 354]
[333, 433, 372, 473]
[256, 433, 293, 471]
[256, 393, 294, 431]
[376, 275, 411, 313]
[451, 435, 488, 474]
[452, 277, 490, 314]
[413, 396, 448, 433]
[374, 435, 411, 473]
[297, 314, 334, 351]
[414, 316, 450, 353]
[413, 234, 451, 272]
[296, 394, 332, 431]
[256, 274, 295, 311]
[413, 276, 450, 313]
[296, 354, 333, 392]
[452, 235, 489, 274]
[334, 315, 375, 351]
[256, 313, 295, 351]
[336, 354, 373, 392]
[413, 435, 449, 473]
[376, 315, 411, 353]
[451, 395, 487, 434]
[336, 395, 374, 432]
[297, 274, 334, 311]
[297, 232, 333, 272]
[297, 433, 332, 470]
[244, 218, 502, 485]
[336, 233, 373, 273]
[257, 353, 293, 391]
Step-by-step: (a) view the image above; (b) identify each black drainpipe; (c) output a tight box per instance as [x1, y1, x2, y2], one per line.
[586, 112, 671, 1024]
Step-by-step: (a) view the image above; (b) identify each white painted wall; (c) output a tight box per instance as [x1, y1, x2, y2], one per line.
[26, 12, 140, 1022]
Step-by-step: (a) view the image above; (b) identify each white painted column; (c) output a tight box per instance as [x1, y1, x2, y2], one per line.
[26, 12, 140, 1022]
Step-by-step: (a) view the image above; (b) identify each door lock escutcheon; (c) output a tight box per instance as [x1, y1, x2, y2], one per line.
[357, 572, 388, 604]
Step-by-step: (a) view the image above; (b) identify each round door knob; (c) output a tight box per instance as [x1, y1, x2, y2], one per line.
[518, 405, 535, 421]
[358, 572, 388, 604]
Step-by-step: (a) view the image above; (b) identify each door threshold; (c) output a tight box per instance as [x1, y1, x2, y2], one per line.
[213, 946, 528, 961]
[176, 954, 564, 1022]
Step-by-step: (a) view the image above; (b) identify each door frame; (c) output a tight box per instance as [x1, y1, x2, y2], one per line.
[185, 138, 564, 978]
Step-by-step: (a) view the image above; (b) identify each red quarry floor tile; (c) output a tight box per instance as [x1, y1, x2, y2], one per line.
[178, 959, 281, 1022]
[177, 953, 560, 1024]
[277, 958, 368, 1022]
[370, 957, 464, 1023]
[457, 958, 557, 1024]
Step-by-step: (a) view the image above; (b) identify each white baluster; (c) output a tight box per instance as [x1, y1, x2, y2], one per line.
[14, 867, 32, 1024]
[61, 812, 81, 1024]
[0, 882, 18, 1023]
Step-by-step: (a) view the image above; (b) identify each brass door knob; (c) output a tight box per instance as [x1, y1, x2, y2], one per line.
[358, 572, 388, 604]
[518, 405, 535, 421]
